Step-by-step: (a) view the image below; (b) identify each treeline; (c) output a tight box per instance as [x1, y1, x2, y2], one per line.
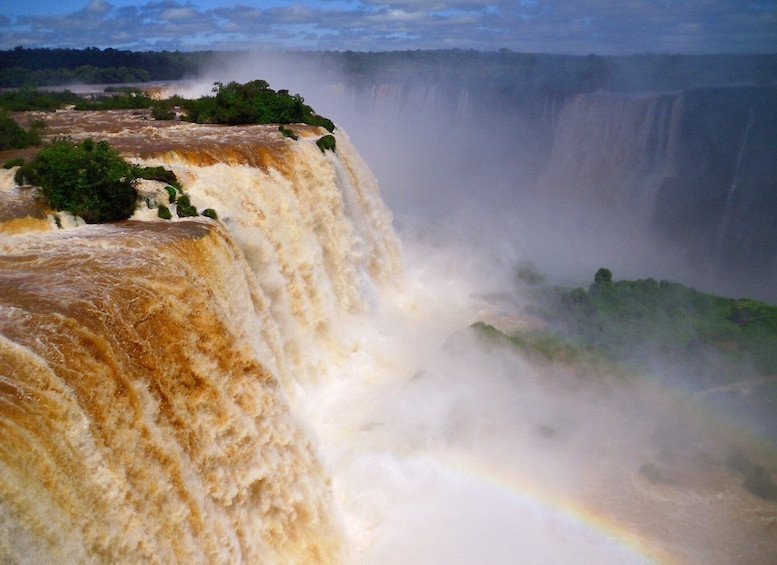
[3, 47, 776, 93]
[0, 47, 210, 87]
[1, 66, 152, 88]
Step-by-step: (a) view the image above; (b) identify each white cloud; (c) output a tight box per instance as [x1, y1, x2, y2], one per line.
[0, 0, 775, 53]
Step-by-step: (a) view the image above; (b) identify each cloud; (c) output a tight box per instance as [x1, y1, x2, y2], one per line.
[0, 0, 775, 53]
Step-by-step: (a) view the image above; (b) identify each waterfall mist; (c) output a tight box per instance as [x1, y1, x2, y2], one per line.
[180, 52, 777, 563]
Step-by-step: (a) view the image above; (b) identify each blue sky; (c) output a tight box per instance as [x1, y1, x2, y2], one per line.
[2, 0, 776, 54]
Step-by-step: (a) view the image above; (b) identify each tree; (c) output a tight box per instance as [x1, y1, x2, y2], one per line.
[0, 110, 43, 149]
[594, 267, 613, 285]
[15, 137, 138, 223]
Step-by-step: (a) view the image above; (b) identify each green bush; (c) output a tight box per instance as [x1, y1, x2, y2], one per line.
[0, 87, 83, 111]
[73, 89, 154, 111]
[0, 110, 44, 150]
[594, 267, 613, 285]
[516, 261, 545, 286]
[14, 137, 138, 223]
[163, 185, 177, 203]
[183, 80, 335, 132]
[316, 134, 336, 153]
[157, 205, 172, 220]
[135, 166, 180, 189]
[151, 104, 176, 121]
[3, 158, 25, 169]
[175, 194, 198, 217]
[202, 208, 218, 220]
[278, 125, 298, 140]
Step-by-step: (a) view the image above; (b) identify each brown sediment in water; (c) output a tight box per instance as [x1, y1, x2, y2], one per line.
[10, 109, 323, 173]
[0, 220, 343, 563]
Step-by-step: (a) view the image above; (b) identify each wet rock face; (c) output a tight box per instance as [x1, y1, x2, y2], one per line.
[652, 87, 777, 276]
[540, 85, 777, 299]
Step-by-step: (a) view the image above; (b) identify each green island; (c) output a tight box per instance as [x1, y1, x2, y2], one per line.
[478, 266, 777, 385]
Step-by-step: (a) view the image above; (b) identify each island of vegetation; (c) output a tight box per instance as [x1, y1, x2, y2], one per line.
[477, 265, 777, 386]
[11, 137, 214, 224]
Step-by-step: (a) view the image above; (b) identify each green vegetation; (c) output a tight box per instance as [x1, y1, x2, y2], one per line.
[14, 137, 138, 223]
[0, 47, 204, 88]
[316, 135, 336, 153]
[516, 260, 546, 286]
[471, 321, 631, 380]
[157, 205, 172, 220]
[182, 80, 335, 131]
[73, 89, 155, 111]
[514, 268, 777, 386]
[0, 88, 84, 111]
[0, 80, 335, 134]
[0, 86, 155, 112]
[135, 166, 181, 191]
[174, 194, 198, 217]
[3, 158, 26, 169]
[0, 110, 44, 150]
[163, 185, 178, 203]
[12, 138, 217, 223]
[278, 125, 298, 140]
[3, 47, 776, 95]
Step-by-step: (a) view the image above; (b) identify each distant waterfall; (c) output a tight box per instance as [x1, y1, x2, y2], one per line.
[536, 92, 676, 225]
[536, 86, 777, 300]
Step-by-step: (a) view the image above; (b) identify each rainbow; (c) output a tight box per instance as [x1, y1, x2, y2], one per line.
[441, 451, 684, 565]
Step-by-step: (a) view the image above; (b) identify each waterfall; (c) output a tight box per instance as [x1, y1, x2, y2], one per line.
[0, 117, 400, 563]
[534, 86, 777, 300]
[536, 91, 677, 222]
[717, 105, 755, 248]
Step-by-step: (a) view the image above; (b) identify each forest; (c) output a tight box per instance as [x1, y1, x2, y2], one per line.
[3, 46, 776, 92]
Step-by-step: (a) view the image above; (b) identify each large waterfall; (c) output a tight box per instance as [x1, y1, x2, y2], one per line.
[2, 108, 776, 564]
[0, 114, 399, 564]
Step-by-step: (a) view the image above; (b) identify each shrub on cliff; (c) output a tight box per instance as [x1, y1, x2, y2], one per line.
[157, 204, 172, 220]
[316, 134, 336, 153]
[183, 80, 335, 132]
[14, 137, 138, 223]
[175, 194, 198, 217]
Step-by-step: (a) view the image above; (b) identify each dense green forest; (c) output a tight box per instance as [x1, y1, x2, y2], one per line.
[2, 46, 776, 92]
[0, 47, 209, 87]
